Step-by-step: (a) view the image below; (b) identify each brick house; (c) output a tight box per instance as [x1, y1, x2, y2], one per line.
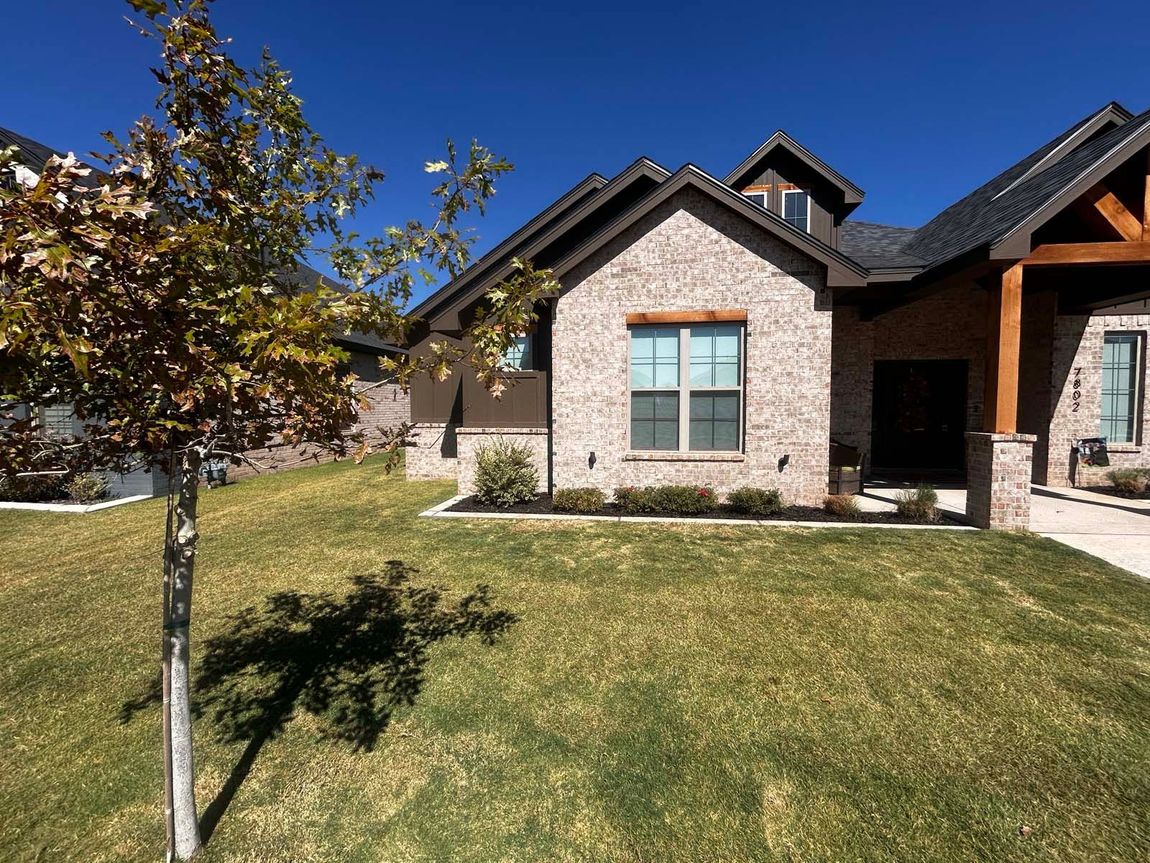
[407, 101, 1150, 529]
[1, 125, 410, 498]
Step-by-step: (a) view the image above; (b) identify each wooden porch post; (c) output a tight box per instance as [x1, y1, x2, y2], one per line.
[983, 263, 1023, 433]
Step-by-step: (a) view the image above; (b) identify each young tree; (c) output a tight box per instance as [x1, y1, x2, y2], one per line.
[0, 1, 551, 858]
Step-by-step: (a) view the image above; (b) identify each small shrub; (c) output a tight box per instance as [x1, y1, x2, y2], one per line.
[823, 493, 861, 520]
[654, 485, 716, 515]
[66, 472, 110, 504]
[1107, 468, 1149, 496]
[0, 474, 67, 503]
[473, 440, 539, 508]
[726, 486, 784, 516]
[613, 485, 715, 515]
[895, 484, 940, 523]
[553, 487, 606, 513]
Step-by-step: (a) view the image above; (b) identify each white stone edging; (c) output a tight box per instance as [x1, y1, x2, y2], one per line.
[0, 494, 152, 514]
[418, 495, 976, 530]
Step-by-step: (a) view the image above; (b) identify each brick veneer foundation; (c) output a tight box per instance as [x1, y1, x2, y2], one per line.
[965, 432, 1036, 530]
[405, 422, 459, 481]
[456, 427, 549, 495]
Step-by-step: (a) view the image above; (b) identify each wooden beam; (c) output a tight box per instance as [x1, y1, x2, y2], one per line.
[1143, 147, 1150, 240]
[1084, 183, 1142, 242]
[625, 309, 747, 325]
[1022, 241, 1150, 266]
[984, 264, 1023, 434]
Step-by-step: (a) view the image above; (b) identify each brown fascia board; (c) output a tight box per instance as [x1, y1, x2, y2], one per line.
[992, 101, 1134, 198]
[990, 113, 1150, 260]
[409, 171, 609, 322]
[723, 130, 865, 205]
[548, 164, 868, 288]
[426, 158, 673, 330]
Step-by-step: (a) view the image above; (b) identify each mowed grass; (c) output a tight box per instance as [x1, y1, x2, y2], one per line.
[1, 460, 1149, 863]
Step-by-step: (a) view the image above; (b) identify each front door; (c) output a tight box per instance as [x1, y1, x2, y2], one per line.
[871, 360, 968, 475]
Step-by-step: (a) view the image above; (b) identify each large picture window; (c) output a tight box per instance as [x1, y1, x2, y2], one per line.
[1101, 332, 1143, 444]
[629, 323, 744, 452]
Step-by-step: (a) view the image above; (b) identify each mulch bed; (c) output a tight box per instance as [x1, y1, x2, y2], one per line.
[447, 494, 960, 524]
[1078, 485, 1150, 501]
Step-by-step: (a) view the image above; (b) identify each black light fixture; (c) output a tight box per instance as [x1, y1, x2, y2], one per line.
[777, 454, 790, 473]
[588, 451, 597, 469]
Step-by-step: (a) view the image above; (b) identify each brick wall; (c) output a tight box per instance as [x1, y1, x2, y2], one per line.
[456, 428, 549, 495]
[551, 187, 833, 506]
[965, 432, 1035, 530]
[232, 348, 410, 482]
[830, 282, 987, 468]
[1045, 313, 1150, 486]
[405, 422, 460, 481]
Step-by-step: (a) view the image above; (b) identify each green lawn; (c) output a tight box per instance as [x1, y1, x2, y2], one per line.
[2, 460, 1148, 862]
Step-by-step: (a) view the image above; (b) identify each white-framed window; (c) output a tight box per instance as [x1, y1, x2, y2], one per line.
[1101, 332, 1143, 445]
[501, 334, 534, 370]
[743, 191, 767, 209]
[628, 323, 744, 452]
[781, 189, 811, 233]
[41, 403, 75, 438]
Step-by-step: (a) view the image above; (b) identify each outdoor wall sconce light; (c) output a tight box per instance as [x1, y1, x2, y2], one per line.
[588, 451, 597, 469]
[777, 453, 790, 473]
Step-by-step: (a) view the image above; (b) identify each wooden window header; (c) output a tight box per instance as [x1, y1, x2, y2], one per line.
[626, 309, 748, 326]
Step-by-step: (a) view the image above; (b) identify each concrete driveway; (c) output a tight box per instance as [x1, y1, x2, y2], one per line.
[861, 482, 1150, 578]
[1030, 485, 1150, 578]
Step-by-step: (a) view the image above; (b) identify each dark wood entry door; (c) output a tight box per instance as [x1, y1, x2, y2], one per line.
[871, 360, 968, 472]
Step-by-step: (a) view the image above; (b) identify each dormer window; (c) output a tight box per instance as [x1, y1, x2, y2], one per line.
[781, 189, 810, 233]
[744, 191, 766, 208]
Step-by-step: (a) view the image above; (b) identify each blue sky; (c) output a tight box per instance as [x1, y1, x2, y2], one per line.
[5, 0, 1149, 306]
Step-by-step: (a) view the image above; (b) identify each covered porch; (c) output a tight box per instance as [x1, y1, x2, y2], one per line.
[833, 142, 1150, 528]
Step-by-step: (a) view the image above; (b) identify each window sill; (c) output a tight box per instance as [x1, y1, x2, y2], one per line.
[1104, 444, 1141, 454]
[623, 451, 745, 463]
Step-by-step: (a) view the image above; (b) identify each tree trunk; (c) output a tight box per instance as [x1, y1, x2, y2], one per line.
[167, 449, 203, 860]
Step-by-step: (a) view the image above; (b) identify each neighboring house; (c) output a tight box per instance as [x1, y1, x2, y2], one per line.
[406, 101, 1150, 529]
[1, 125, 410, 498]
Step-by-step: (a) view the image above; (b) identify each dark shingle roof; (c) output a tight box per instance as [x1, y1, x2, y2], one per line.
[838, 221, 924, 269]
[0, 125, 104, 189]
[903, 103, 1146, 266]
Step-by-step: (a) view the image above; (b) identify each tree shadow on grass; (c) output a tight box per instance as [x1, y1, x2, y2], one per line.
[120, 561, 517, 842]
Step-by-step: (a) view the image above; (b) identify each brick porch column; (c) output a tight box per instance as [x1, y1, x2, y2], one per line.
[965, 432, 1036, 530]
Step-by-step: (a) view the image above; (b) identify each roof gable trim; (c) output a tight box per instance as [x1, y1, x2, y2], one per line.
[550, 164, 867, 287]
[723, 131, 864, 204]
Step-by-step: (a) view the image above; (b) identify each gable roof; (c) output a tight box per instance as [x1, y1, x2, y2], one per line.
[902, 102, 1145, 267]
[724, 130, 864, 206]
[409, 170, 608, 320]
[418, 158, 671, 329]
[548, 164, 867, 287]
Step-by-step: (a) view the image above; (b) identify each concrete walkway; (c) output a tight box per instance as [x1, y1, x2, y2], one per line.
[860, 482, 1150, 578]
[1029, 485, 1150, 578]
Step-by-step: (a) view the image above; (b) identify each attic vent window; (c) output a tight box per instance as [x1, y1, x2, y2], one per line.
[782, 189, 810, 233]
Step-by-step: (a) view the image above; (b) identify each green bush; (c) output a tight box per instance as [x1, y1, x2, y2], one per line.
[895, 484, 940, 523]
[0, 473, 67, 503]
[66, 472, 110, 504]
[472, 439, 539, 508]
[725, 486, 784, 516]
[823, 493, 861, 520]
[614, 484, 715, 515]
[553, 487, 606, 513]
[1106, 468, 1150, 496]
